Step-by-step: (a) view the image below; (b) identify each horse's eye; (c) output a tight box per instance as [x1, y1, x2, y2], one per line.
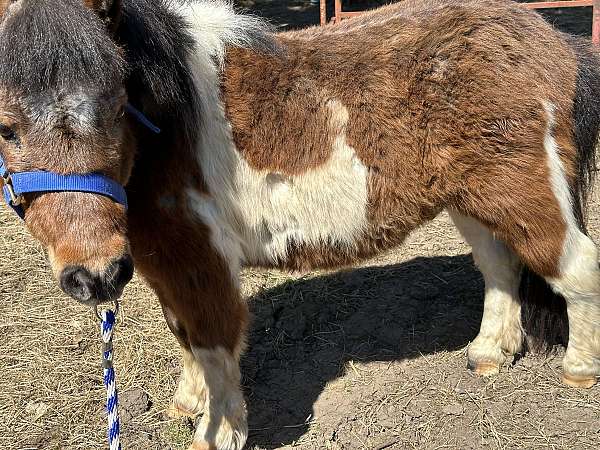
[0, 124, 17, 143]
[115, 106, 125, 122]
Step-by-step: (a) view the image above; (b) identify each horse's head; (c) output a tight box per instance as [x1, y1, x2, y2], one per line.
[0, 0, 135, 306]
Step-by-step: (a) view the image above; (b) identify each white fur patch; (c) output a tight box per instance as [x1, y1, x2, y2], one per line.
[175, 2, 369, 267]
[168, 0, 273, 68]
[542, 102, 600, 379]
[542, 102, 598, 289]
[186, 190, 244, 284]
[233, 99, 369, 263]
[190, 346, 247, 450]
[170, 348, 207, 418]
[542, 102, 580, 271]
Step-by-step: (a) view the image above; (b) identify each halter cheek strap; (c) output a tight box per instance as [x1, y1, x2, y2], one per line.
[0, 103, 160, 220]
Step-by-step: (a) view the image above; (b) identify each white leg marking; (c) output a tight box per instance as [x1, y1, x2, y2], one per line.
[543, 102, 600, 384]
[450, 210, 523, 374]
[169, 348, 207, 419]
[550, 232, 600, 383]
[190, 346, 247, 450]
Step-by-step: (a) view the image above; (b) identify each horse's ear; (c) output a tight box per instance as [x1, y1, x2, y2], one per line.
[85, 0, 122, 32]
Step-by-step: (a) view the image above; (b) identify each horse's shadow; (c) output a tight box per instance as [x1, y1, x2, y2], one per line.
[242, 253, 484, 447]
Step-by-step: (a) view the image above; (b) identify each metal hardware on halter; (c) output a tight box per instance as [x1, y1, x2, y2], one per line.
[1, 173, 23, 206]
[94, 299, 121, 321]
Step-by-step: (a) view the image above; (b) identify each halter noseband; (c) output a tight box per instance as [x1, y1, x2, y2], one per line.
[0, 104, 160, 219]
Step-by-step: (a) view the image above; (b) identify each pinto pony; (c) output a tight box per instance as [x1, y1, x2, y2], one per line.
[1, 0, 600, 448]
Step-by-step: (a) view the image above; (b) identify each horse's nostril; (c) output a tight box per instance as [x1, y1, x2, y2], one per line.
[113, 254, 134, 287]
[60, 266, 96, 303]
[102, 255, 134, 297]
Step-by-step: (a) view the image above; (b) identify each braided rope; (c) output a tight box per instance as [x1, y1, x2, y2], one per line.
[101, 309, 121, 450]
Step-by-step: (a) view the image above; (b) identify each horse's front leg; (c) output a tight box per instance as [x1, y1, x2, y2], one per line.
[152, 253, 248, 450]
[449, 210, 523, 374]
[167, 340, 207, 419]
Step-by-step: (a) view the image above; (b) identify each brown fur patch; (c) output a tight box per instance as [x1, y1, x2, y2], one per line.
[0, 88, 134, 277]
[130, 210, 248, 353]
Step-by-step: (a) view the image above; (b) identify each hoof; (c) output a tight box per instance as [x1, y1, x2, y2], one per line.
[467, 359, 500, 376]
[188, 443, 216, 450]
[167, 401, 201, 419]
[562, 373, 598, 389]
[192, 402, 248, 450]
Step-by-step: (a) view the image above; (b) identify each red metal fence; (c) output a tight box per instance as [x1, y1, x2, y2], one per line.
[320, 0, 600, 45]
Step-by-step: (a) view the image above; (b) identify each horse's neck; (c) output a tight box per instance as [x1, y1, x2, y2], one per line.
[127, 0, 279, 248]
[126, 37, 236, 219]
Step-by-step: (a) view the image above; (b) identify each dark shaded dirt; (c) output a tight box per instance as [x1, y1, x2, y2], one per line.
[243, 254, 483, 448]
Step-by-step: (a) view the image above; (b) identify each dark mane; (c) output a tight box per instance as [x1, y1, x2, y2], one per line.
[0, 0, 125, 94]
[117, 0, 201, 151]
[116, 0, 278, 148]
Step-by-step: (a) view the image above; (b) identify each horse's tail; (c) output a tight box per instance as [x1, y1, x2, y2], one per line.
[521, 36, 600, 352]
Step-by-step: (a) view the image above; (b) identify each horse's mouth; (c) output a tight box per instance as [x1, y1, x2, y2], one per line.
[59, 255, 134, 305]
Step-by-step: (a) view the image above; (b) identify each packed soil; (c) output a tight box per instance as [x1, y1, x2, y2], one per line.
[1, 2, 600, 450]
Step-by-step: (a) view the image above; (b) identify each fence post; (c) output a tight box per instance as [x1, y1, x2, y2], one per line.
[334, 0, 342, 24]
[593, 0, 600, 44]
[320, 0, 327, 26]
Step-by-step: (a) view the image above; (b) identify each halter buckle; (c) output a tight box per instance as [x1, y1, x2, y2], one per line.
[2, 174, 23, 206]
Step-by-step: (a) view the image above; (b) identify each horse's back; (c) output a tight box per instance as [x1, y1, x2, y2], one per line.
[228, 0, 580, 170]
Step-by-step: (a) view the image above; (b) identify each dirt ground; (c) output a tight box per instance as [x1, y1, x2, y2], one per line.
[2, 2, 600, 450]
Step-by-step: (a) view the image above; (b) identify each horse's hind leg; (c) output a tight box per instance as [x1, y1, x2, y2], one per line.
[507, 211, 600, 387]
[454, 103, 600, 386]
[449, 210, 523, 375]
[546, 227, 600, 387]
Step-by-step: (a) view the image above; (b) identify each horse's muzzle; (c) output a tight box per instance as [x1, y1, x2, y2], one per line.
[59, 255, 134, 305]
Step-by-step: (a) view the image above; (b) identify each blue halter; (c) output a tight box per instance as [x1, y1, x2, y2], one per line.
[0, 104, 160, 219]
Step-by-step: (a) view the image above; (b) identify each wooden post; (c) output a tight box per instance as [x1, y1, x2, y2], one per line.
[320, 0, 327, 26]
[334, 0, 342, 24]
[593, 0, 600, 45]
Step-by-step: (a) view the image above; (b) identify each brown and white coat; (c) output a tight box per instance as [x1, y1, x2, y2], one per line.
[1, 1, 600, 449]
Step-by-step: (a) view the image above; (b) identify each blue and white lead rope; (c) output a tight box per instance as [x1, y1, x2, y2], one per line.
[101, 309, 121, 450]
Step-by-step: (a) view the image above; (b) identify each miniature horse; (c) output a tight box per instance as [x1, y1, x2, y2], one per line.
[1, 0, 599, 448]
